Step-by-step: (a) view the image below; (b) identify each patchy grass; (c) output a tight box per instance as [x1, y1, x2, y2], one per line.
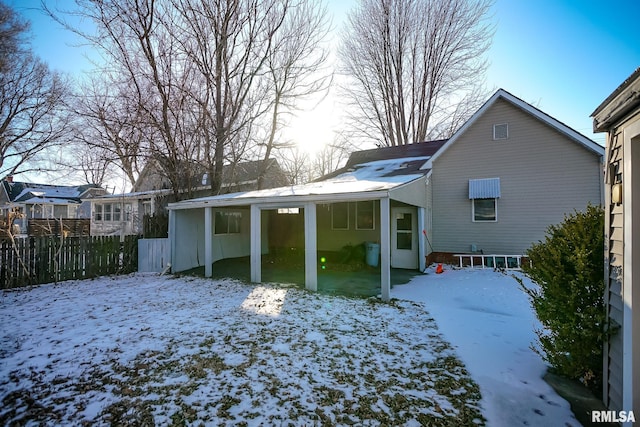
[0, 274, 485, 425]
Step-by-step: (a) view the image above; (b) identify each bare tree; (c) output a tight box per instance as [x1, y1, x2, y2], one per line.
[46, 0, 201, 198]
[0, 1, 71, 177]
[279, 145, 311, 185]
[340, 0, 493, 146]
[71, 77, 148, 187]
[51, 0, 329, 196]
[0, 0, 27, 73]
[311, 138, 351, 179]
[253, 0, 332, 189]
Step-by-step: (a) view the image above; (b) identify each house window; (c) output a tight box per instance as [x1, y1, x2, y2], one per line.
[215, 211, 242, 234]
[142, 201, 152, 216]
[331, 202, 349, 230]
[94, 204, 103, 221]
[493, 123, 508, 140]
[94, 203, 128, 222]
[53, 205, 67, 218]
[104, 204, 112, 221]
[42, 205, 54, 218]
[472, 198, 497, 222]
[113, 204, 122, 222]
[356, 201, 375, 230]
[469, 178, 500, 222]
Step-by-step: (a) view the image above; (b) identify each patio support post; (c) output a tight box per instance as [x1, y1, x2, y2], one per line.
[168, 209, 176, 273]
[304, 202, 318, 291]
[250, 204, 261, 282]
[417, 207, 426, 270]
[204, 207, 213, 277]
[380, 197, 391, 301]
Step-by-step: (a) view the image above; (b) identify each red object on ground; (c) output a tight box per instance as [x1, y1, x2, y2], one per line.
[435, 263, 443, 274]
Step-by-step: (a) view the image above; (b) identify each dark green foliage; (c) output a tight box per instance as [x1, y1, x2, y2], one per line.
[520, 205, 607, 393]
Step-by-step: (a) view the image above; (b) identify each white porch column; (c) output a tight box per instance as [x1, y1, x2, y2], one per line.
[417, 207, 426, 271]
[380, 197, 391, 301]
[250, 204, 261, 282]
[204, 207, 213, 277]
[304, 202, 318, 292]
[168, 209, 176, 273]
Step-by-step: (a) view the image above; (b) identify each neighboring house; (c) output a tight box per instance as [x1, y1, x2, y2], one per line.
[167, 89, 604, 301]
[132, 157, 288, 193]
[90, 159, 288, 236]
[0, 177, 106, 235]
[592, 67, 640, 422]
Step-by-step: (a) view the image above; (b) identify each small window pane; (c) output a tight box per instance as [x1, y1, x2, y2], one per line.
[215, 211, 229, 234]
[54, 205, 67, 218]
[228, 212, 241, 233]
[95, 204, 103, 221]
[397, 213, 412, 231]
[474, 199, 496, 221]
[215, 211, 242, 234]
[397, 232, 412, 250]
[113, 204, 122, 222]
[104, 204, 112, 221]
[356, 201, 375, 230]
[331, 203, 349, 230]
[493, 123, 508, 140]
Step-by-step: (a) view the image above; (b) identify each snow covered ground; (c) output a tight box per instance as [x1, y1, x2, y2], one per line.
[394, 266, 580, 426]
[0, 267, 580, 426]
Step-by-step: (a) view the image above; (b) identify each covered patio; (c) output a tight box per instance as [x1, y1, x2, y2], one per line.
[167, 157, 433, 301]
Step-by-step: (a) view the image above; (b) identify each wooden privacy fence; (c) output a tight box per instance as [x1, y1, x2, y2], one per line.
[0, 235, 138, 289]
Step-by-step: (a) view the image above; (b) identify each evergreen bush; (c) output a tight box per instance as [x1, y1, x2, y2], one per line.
[519, 205, 608, 393]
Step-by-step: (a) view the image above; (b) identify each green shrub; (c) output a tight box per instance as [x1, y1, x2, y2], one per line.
[519, 205, 608, 393]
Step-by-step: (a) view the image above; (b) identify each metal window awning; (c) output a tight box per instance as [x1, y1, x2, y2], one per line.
[469, 178, 501, 199]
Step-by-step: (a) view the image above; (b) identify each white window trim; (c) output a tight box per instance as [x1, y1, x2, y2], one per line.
[471, 198, 498, 222]
[331, 202, 349, 230]
[355, 200, 376, 230]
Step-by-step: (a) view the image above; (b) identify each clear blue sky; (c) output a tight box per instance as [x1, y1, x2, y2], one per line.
[9, 0, 640, 149]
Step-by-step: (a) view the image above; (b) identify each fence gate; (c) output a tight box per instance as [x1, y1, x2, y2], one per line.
[138, 238, 170, 273]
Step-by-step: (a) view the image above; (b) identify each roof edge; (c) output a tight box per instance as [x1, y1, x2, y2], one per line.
[592, 67, 640, 132]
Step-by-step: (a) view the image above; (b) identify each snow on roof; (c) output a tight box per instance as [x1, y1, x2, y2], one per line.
[12, 185, 85, 202]
[19, 197, 80, 205]
[170, 156, 431, 209]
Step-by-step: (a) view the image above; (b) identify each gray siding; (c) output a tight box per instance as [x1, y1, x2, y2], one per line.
[605, 131, 624, 411]
[432, 98, 602, 254]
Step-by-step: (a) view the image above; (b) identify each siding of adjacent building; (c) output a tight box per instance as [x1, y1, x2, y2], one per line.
[431, 98, 602, 255]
